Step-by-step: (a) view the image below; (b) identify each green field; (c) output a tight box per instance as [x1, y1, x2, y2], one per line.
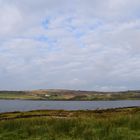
[0, 90, 140, 100]
[0, 107, 140, 140]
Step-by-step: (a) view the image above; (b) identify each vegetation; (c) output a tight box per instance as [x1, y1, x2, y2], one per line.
[0, 107, 140, 140]
[0, 92, 41, 100]
[0, 89, 140, 100]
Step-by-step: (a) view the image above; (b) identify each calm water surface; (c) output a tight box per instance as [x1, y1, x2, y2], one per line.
[0, 100, 140, 113]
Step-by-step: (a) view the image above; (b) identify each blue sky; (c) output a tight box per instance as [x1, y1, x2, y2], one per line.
[0, 0, 140, 91]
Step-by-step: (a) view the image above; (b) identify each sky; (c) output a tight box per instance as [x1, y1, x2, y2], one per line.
[0, 0, 140, 91]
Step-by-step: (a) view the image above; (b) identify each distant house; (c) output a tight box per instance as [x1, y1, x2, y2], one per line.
[45, 94, 50, 97]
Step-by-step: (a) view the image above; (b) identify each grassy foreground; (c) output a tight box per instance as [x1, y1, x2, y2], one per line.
[0, 107, 140, 140]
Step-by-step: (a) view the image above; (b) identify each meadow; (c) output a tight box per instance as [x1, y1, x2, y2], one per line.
[0, 107, 139, 140]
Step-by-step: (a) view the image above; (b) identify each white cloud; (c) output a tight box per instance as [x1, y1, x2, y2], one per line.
[0, 0, 140, 91]
[0, 4, 23, 37]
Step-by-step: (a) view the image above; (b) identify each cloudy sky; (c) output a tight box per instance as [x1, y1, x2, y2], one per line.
[0, 0, 140, 91]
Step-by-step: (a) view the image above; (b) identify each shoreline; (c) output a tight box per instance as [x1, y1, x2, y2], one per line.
[0, 106, 139, 120]
[0, 98, 140, 101]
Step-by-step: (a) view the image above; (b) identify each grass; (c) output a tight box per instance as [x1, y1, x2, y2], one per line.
[0, 107, 140, 140]
[0, 91, 42, 100]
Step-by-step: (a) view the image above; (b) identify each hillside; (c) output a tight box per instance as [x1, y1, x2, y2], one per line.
[0, 89, 140, 100]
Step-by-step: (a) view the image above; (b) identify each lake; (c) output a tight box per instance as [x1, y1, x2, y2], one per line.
[0, 100, 140, 113]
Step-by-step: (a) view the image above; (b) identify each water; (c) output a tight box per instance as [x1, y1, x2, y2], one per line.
[0, 100, 140, 113]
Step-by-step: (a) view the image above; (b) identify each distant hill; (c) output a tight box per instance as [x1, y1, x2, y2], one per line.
[0, 89, 140, 100]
